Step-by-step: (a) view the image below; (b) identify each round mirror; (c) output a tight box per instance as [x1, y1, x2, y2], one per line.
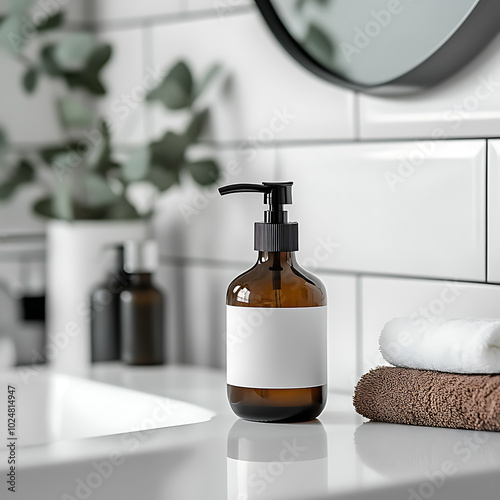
[255, 0, 500, 94]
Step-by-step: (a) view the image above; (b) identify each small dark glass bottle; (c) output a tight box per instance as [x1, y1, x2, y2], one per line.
[120, 240, 165, 365]
[91, 245, 129, 362]
[220, 182, 328, 423]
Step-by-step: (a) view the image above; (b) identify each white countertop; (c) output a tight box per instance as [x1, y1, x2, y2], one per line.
[3, 364, 500, 500]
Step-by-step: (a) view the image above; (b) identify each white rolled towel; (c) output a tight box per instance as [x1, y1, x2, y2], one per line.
[379, 317, 500, 374]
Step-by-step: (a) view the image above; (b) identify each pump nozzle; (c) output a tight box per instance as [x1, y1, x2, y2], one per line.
[219, 182, 293, 221]
[219, 182, 292, 204]
[218, 183, 269, 196]
[218, 181, 298, 252]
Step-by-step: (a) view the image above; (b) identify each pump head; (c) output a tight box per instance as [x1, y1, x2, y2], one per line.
[218, 182, 298, 252]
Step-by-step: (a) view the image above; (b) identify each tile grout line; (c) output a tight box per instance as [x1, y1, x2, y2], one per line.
[0, 252, 496, 289]
[65, 4, 256, 33]
[141, 19, 154, 141]
[353, 91, 361, 141]
[157, 256, 500, 286]
[8, 136, 500, 154]
[485, 139, 489, 283]
[355, 275, 363, 382]
[1, 252, 499, 289]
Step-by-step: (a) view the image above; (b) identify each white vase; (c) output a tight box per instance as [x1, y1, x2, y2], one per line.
[46, 220, 148, 375]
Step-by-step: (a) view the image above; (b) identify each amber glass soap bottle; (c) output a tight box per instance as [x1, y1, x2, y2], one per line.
[219, 182, 327, 422]
[120, 240, 165, 365]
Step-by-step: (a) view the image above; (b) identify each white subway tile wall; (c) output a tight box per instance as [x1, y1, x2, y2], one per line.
[281, 140, 486, 281]
[319, 274, 357, 393]
[488, 140, 500, 283]
[1, 1, 500, 388]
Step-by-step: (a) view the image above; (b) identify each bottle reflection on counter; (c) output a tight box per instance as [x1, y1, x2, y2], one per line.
[227, 419, 328, 499]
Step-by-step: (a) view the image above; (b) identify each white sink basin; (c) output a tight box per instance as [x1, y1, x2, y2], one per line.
[0, 371, 214, 447]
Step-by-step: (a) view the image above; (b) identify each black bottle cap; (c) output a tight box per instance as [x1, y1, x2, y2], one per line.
[218, 182, 299, 252]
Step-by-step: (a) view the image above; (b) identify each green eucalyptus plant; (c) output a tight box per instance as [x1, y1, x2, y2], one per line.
[0, 1, 220, 220]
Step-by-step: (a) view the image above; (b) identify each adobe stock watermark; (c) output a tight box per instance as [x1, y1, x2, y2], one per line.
[246, 439, 307, 497]
[110, 65, 166, 120]
[51, 121, 109, 183]
[341, 0, 404, 63]
[213, 0, 249, 19]
[384, 140, 437, 193]
[61, 398, 177, 500]
[381, 282, 462, 359]
[227, 307, 275, 349]
[407, 431, 491, 500]
[2, 0, 71, 54]
[302, 236, 340, 272]
[52, 63, 166, 183]
[408, 283, 462, 332]
[385, 73, 500, 192]
[178, 106, 296, 224]
[364, 282, 462, 374]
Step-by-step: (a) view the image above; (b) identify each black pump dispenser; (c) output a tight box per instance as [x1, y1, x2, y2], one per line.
[218, 182, 298, 252]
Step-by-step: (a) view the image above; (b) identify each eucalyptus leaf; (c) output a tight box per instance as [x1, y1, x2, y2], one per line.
[32, 197, 55, 218]
[185, 159, 219, 186]
[86, 44, 112, 73]
[53, 33, 96, 71]
[50, 151, 85, 182]
[13, 158, 35, 183]
[62, 72, 82, 90]
[22, 67, 38, 93]
[83, 172, 117, 207]
[40, 44, 61, 76]
[10, 0, 35, 13]
[0, 158, 35, 200]
[32, 197, 54, 218]
[87, 121, 117, 174]
[39, 145, 71, 166]
[150, 130, 187, 171]
[121, 146, 150, 183]
[147, 60, 193, 110]
[193, 63, 221, 101]
[0, 128, 6, 167]
[35, 11, 64, 32]
[57, 96, 94, 128]
[52, 182, 74, 220]
[70, 44, 112, 96]
[64, 70, 106, 95]
[184, 109, 208, 143]
[0, 183, 15, 200]
[148, 165, 177, 191]
[0, 14, 26, 56]
[105, 196, 140, 220]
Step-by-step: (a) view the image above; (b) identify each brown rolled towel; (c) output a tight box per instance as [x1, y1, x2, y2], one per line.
[354, 366, 500, 431]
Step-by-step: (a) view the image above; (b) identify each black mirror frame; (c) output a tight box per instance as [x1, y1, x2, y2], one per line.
[254, 0, 500, 95]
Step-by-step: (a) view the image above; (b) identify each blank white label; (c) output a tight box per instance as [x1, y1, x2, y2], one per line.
[226, 305, 327, 389]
